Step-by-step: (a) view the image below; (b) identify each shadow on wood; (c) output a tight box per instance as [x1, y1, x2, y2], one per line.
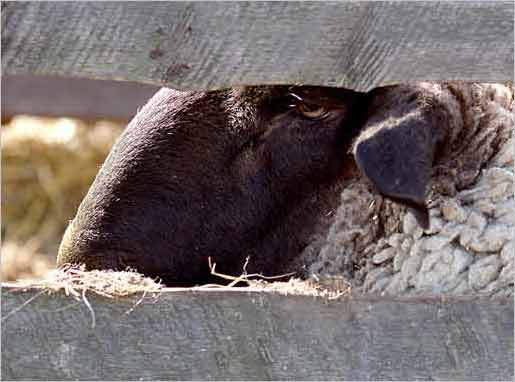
[1, 75, 159, 122]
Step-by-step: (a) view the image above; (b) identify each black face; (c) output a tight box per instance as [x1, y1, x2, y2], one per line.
[58, 86, 369, 285]
[58, 84, 443, 286]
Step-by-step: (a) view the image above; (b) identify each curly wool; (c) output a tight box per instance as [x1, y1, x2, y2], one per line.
[305, 82, 514, 297]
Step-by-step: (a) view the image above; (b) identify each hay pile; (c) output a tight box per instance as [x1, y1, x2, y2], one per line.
[1, 241, 55, 281]
[1, 116, 123, 281]
[3, 263, 348, 301]
[4, 264, 163, 298]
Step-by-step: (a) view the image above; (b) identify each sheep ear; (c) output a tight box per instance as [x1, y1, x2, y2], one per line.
[352, 114, 434, 229]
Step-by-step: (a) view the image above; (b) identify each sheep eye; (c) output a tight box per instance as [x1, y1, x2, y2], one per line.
[296, 102, 329, 120]
[286, 92, 329, 120]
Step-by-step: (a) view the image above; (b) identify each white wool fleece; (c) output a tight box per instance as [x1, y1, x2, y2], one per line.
[305, 82, 514, 297]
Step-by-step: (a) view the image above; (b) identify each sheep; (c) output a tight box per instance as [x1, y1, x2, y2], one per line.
[58, 82, 513, 295]
[57, 86, 371, 285]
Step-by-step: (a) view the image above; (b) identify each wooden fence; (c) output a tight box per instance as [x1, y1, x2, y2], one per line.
[2, 2, 513, 91]
[2, 289, 513, 381]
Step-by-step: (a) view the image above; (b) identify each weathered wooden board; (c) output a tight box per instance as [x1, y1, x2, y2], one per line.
[1, 288, 513, 381]
[1, 75, 159, 122]
[2, 2, 513, 92]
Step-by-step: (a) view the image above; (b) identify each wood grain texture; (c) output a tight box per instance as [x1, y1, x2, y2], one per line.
[1, 288, 513, 381]
[1, 75, 159, 122]
[1, 2, 513, 92]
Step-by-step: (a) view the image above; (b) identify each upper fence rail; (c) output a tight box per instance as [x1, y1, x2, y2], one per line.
[2, 1, 514, 92]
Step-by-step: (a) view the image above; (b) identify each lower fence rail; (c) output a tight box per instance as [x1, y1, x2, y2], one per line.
[1, 287, 513, 380]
